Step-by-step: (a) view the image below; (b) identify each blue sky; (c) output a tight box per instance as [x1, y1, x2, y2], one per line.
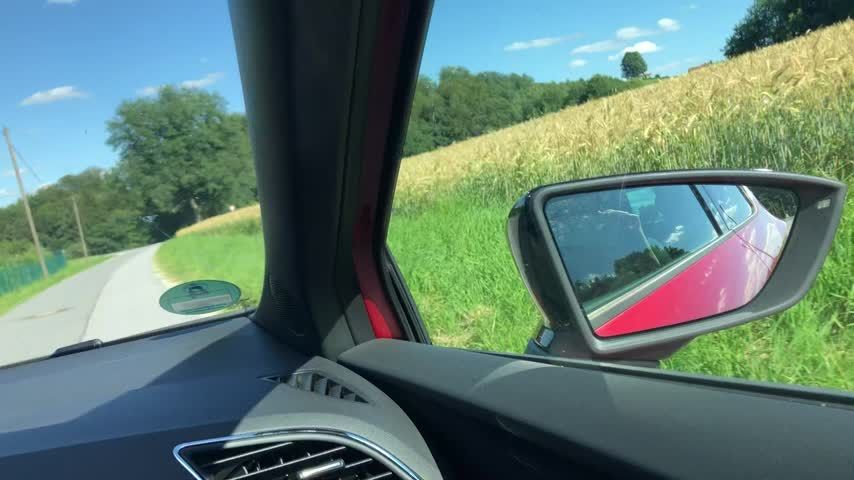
[419, 0, 751, 79]
[0, 0, 751, 207]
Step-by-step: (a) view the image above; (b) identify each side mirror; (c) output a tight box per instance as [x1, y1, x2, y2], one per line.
[507, 170, 846, 362]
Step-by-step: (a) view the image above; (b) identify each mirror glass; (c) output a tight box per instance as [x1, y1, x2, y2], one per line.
[544, 184, 797, 337]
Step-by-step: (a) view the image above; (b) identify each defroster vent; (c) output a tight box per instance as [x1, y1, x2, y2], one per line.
[263, 371, 368, 404]
[176, 436, 404, 480]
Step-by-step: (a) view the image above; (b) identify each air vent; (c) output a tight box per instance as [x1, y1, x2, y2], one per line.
[263, 372, 368, 404]
[177, 438, 402, 480]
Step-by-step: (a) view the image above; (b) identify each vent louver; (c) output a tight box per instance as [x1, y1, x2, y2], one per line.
[178, 438, 402, 480]
[263, 372, 368, 404]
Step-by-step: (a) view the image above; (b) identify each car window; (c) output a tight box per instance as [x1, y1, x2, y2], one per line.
[699, 184, 753, 229]
[0, 1, 264, 368]
[387, 0, 852, 392]
[545, 186, 719, 313]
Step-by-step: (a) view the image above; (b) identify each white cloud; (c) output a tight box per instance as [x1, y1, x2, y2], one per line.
[19, 86, 88, 106]
[658, 18, 681, 32]
[574, 19, 680, 59]
[608, 41, 661, 61]
[180, 72, 223, 89]
[666, 225, 685, 245]
[0, 188, 12, 197]
[505, 37, 561, 51]
[504, 34, 580, 52]
[616, 26, 655, 40]
[136, 85, 164, 97]
[579, 19, 680, 60]
[571, 39, 624, 54]
[569, 59, 587, 68]
[687, 3, 699, 9]
[47, 0, 78, 4]
[36, 182, 56, 191]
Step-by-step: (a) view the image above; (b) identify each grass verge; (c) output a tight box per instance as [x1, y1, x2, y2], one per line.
[0, 256, 110, 316]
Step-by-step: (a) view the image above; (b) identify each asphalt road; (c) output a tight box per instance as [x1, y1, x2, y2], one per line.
[0, 244, 198, 366]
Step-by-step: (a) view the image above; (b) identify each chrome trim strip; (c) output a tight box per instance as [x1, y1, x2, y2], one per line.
[298, 458, 345, 479]
[172, 428, 422, 480]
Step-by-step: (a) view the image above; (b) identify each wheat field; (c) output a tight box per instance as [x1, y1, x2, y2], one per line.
[177, 204, 261, 237]
[395, 20, 852, 205]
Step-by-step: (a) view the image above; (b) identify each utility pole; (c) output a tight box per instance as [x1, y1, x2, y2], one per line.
[3, 127, 48, 278]
[71, 195, 89, 257]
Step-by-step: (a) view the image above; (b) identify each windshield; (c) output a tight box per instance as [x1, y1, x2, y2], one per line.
[0, 1, 264, 367]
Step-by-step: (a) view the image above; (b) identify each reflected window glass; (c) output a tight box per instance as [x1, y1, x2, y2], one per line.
[546, 185, 719, 311]
[700, 184, 753, 229]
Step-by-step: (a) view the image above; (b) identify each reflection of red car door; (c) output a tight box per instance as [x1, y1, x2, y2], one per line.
[595, 192, 789, 338]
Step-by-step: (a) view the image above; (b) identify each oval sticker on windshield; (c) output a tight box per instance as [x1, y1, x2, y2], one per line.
[159, 280, 241, 315]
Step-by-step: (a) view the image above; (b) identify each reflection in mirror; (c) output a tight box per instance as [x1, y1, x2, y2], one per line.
[544, 184, 796, 338]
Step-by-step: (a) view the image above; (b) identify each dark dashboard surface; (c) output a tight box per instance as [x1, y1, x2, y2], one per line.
[0, 316, 440, 479]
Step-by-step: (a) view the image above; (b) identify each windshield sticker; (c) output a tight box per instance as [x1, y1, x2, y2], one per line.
[159, 280, 242, 315]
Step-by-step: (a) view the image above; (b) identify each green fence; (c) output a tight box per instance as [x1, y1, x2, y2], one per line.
[0, 252, 68, 296]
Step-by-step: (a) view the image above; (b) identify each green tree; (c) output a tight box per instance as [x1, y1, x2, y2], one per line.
[435, 67, 533, 141]
[399, 68, 657, 156]
[724, 0, 854, 58]
[107, 87, 256, 230]
[0, 167, 155, 258]
[522, 82, 570, 119]
[621, 52, 648, 79]
[403, 76, 443, 157]
[581, 75, 624, 102]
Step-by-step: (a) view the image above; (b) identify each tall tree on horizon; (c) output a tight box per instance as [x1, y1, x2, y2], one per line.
[621, 52, 648, 79]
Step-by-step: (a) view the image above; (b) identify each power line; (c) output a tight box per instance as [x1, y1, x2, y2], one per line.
[11, 145, 44, 185]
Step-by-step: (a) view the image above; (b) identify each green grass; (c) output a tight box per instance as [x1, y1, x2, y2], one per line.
[155, 220, 264, 310]
[388, 202, 538, 350]
[0, 255, 110, 316]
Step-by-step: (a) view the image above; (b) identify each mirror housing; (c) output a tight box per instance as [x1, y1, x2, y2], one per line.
[507, 170, 846, 361]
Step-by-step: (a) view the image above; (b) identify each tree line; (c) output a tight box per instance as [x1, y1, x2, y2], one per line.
[724, 0, 852, 58]
[1, 87, 257, 261]
[404, 67, 658, 156]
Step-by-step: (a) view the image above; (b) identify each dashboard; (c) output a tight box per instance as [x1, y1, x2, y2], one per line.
[4, 310, 851, 479]
[0, 316, 442, 479]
